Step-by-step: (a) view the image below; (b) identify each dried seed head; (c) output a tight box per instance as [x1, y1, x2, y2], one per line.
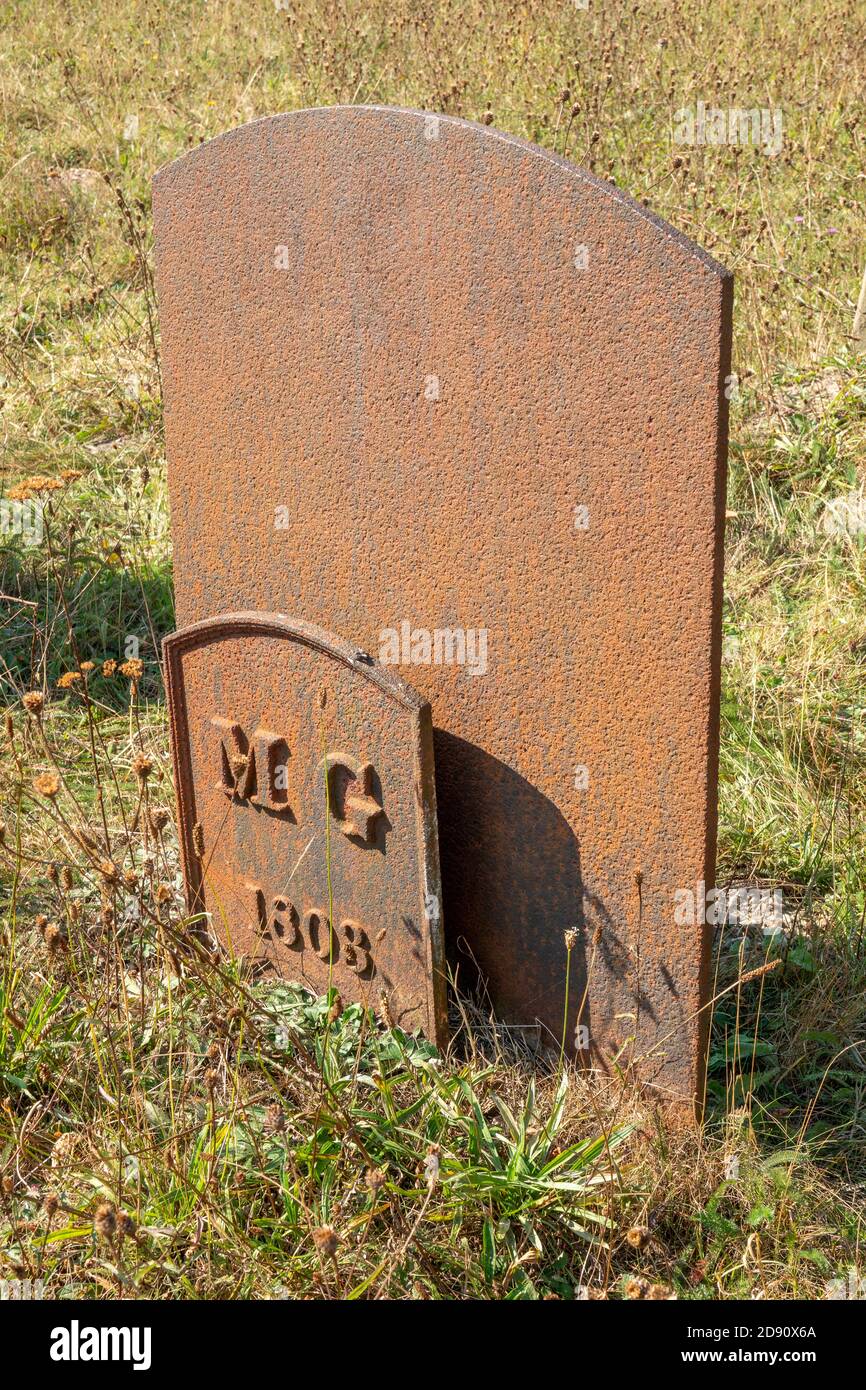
[22, 691, 44, 717]
[57, 671, 82, 689]
[327, 992, 343, 1023]
[154, 883, 171, 906]
[204, 1068, 218, 1092]
[626, 1225, 650, 1250]
[192, 822, 205, 858]
[117, 1211, 137, 1240]
[264, 1104, 287, 1135]
[120, 659, 144, 681]
[51, 1133, 76, 1167]
[43, 1193, 59, 1217]
[4, 711, 13, 742]
[564, 928, 578, 952]
[423, 1144, 441, 1190]
[624, 1276, 646, 1300]
[93, 1201, 117, 1240]
[35, 914, 49, 934]
[740, 960, 781, 985]
[149, 808, 169, 834]
[74, 826, 97, 851]
[102, 660, 117, 677]
[592, 924, 603, 946]
[99, 860, 120, 885]
[6, 475, 64, 501]
[2, 1175, 14, 1194]
[379, 990, 394, 1030]
[60, 866, 73, 891]
[33, 772, 61, 799]
[123, 870, 138, 890]
[312, 1226, 339, 1259]
[132, 754, 153, 783]
[44, 923, 67, 955]
[366, 1166, 387, 1194]
[316, 685, 327, 710]
[648, 1283, 672, 1300]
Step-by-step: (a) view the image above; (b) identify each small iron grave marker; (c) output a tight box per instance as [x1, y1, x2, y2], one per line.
[163, 612, 447, 1044]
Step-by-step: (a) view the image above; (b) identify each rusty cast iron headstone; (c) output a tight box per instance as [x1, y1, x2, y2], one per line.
[163, 611, 447, 1043]
[154, 107, 732, 1106]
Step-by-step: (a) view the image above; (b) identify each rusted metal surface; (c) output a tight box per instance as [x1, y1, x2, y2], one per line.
[163, 612, 448, 1045]
[154, 107, 732, 1106]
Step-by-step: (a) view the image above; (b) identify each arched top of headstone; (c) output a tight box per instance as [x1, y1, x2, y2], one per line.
[163, 611, 428, 713]
[154, 104, 729, 290]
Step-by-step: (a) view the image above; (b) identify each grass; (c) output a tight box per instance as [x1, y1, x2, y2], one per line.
[1, 0, 865, 1299]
